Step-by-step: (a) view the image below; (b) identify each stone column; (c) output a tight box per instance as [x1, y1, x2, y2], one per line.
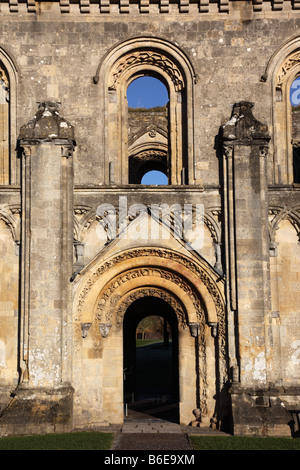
[1, 102, 75, 435]
[221, 103, 291, 436]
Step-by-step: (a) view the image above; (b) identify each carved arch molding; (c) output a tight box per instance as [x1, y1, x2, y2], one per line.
[74, 247, 228, 384]
[109, 50, 184, 91]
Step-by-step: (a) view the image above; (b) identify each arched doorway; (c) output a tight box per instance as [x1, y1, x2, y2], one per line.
[73, 247, 227, 428]
[123, 296, 179, 422]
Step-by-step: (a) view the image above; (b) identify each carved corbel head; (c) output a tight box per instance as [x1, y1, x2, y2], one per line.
[99, 323, 112, 338]
[81, 323, 92, 338]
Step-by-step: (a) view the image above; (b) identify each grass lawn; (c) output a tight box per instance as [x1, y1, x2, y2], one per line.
[0, 431, 114, 450]
[190, 435, 300, 451]
[0, 432, 298, 450]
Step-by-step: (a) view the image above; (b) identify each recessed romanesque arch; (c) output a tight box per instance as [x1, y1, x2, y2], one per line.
[73, 246, 227, 426]
[73, 246, 227, 379]
[74, 247, 223, 324]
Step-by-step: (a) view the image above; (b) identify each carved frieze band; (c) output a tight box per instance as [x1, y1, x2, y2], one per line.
[3, 0, 299, 14]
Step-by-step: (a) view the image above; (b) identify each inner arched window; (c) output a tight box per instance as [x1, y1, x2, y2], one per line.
[290, 75, 300, 183]
[127, 76, 169, 185]
[141, 170, 168, 185]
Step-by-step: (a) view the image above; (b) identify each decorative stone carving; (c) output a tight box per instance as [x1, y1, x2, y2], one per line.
[95, 266, 205, 328]
[222, 101, 270, 143]
[81, 323, 92, 338]
[268, 206, 300, 249]
[75, 247, 228, 394]
[276, 50, 300, 90]
[114, 287, 188, 329]
[99, 323, 112, 338]
[0, 204, 21, 245]
[189, 408, 202, 427]
[76, 248, 224, 326]
[74, 240, 85, 266]
[18, 101, 75, 144]
[109, 50, 184, 92]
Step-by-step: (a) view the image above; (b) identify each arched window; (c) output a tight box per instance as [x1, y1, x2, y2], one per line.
[266, 39, 300, 185]
[94, 37, 196, 186]
[141, 170, 168, 185]
[0, 49, 17, 185]
[290, 76, 300, 183]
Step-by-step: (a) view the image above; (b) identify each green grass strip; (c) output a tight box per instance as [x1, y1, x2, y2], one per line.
[0, 431, 114, 450]
[190, 435, 300, 450]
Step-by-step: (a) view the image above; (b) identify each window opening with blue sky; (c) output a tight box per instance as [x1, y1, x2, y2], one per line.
[127, 76, 169, 185]
[291, 76, 300, 183]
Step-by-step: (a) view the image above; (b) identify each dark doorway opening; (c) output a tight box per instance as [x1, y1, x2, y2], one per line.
[123, 297, 179, 422]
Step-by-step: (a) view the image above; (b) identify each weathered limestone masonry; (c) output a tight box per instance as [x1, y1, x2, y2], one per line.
[0, 0, 299, 437]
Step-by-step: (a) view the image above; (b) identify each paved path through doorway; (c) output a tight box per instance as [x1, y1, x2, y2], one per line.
[111, 421, 228, 450]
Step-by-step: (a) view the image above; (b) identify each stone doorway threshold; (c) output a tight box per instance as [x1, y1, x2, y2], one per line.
[123, 398, 229, 436]
[124, 397, 179, 423]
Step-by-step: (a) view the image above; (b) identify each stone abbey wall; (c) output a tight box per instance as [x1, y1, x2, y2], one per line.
[0, 0, 299, 437]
